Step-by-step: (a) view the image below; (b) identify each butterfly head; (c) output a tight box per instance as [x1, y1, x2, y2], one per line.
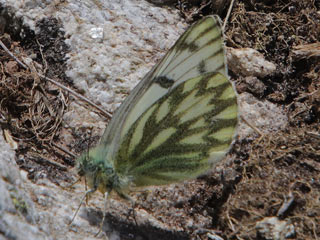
[76, 146, 132, 196]
[76, 146, 115, 193]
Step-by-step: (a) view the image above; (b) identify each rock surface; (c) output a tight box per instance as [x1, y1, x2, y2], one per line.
[0, 0, 311, 239]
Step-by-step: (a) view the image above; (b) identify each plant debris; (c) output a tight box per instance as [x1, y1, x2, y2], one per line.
[0, 1, 319, 239]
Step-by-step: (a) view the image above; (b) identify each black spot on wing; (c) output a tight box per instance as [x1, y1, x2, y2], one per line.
[178, 41, 198, 52]
[188, 42, 199, 52]
[155, 76, 175, 88]
[198, 60, 206, 74]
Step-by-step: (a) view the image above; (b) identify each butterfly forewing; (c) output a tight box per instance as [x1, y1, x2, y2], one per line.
[100, 16, 228, 160]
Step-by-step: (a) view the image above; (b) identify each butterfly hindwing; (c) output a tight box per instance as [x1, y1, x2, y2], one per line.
[115, 72, 237, 186]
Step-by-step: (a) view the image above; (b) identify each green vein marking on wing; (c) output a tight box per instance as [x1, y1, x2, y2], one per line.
[154, 16, 226, 87]
[115, 72, 237, 186]
[114, 16, 226, 151]
[154, 16, 223, 78]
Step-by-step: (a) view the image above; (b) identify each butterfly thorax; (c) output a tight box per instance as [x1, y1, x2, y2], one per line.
[76, 146, 131, 196]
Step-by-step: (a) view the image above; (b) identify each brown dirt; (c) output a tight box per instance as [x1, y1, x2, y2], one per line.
[0, 1, 319, 239]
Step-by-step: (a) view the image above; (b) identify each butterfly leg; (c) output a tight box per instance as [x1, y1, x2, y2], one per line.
[115, 191, 138, 225]
[95, 191, 110, 237]
[129, 199, 138, 226]
[62, 177, 81, 190]
[69, 188, 97, 226]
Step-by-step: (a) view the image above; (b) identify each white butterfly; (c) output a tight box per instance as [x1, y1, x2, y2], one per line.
[75, 15, 238, 230]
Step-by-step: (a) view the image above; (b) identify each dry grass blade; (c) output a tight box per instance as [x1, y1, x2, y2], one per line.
[293, 42, 320, 59]
[0, 34, 67, 151]
[0, 37, 112, 119]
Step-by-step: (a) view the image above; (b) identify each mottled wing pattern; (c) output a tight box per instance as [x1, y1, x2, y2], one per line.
[116, 72, 237, 186]
[100, 16, 227, 162]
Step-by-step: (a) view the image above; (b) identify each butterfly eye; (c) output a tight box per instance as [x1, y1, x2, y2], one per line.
[77, 154, 93, 175]
[77, 167, 85, 176]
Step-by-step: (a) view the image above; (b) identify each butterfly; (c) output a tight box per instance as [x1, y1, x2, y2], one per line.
[74, 15, 238, 229]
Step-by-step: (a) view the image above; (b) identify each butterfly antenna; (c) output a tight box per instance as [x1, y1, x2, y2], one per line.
[85, 127, 94, 158]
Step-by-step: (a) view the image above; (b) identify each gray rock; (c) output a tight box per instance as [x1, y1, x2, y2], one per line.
[0, 1, 292, 239]
[238, 92, 288, 138]
[256, 216, 295, 240]
[0, 130, 47, 240]
[227, 47, 276, 78]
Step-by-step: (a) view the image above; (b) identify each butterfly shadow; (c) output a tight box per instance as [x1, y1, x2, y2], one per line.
[81, 207, 190, 240]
